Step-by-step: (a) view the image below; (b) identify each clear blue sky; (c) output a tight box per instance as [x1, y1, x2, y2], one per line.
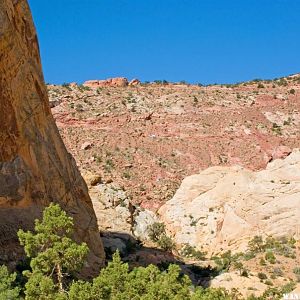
[28, 0, 300, 85]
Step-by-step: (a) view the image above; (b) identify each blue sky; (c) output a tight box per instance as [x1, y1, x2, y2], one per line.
[28, 0, 300, 85]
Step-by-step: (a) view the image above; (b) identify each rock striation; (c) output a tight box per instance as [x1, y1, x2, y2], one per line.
[0, 0, 104, 272]
[159, 150, 300, 254]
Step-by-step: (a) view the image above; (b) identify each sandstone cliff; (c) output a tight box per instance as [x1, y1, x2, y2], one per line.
[159, 150, 300, 254]
[0, 0, 104, 271]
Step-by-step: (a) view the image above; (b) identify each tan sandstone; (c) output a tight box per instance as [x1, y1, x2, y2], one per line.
[159, 150, 300, 254]
[0, 0, 104, 273]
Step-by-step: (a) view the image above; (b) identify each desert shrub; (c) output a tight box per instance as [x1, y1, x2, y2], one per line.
[213, 251, 234, 273]
[258, 272, 268, 280]
[271, 123, 282, 135]
[259, 258, 266, 266]
[148, 222, 166, 242]
[154, 80, 162, 84]
[265, 280, 273, 286]
[233, 261, 243, 274]
[248, 236, 264, 253]
[253, 236, 296, 258]
[181, 244, 207, 260]
[147, 222, 175, 252]
[260, 282, 296, 300]
[78, 84, 91, 92]
[264, 237, 280, 249]
[265, 251, 276, 264]
[290, 88, 296, 94]
[62, 83, 72, 91]
[276, 78, 288, 86]
[241, 269, 249, 277]
[9, 206, 300, 299]
[293, 267, 300, 275]
[157, 235, 175, 252]
[243, 251, 256, 261]
[191, 287, 232, 300]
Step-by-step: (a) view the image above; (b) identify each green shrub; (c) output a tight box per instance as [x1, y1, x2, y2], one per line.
[157, 235, 175, 252]
[241, 269, 249, 277]
[259, 258, 266, 266]
[248, 236, 264, 253]
[265, 280, 273, 286]
[233, 261, 243, 274]
[265, 251, 276, 264]
[243, 251, 256, 261]
[147, 222, 175, 252]
[258, 272, 268, 280]
[181, 244, 207, 260]
[148, 222, 166, 242]
[0, 265, 20, 300]
[213, 251, 233, 273]
[293, 267, 300, 275]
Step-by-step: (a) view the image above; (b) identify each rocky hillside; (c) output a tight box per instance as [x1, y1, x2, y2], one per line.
[47, 75, 300, 297]
[0, 0, 104, 272]
[49, 74, 300, 210]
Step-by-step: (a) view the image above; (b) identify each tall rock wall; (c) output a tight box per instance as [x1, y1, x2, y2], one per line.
[0, 0, 105, 272]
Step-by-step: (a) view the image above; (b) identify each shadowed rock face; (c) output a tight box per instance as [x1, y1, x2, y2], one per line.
[0, 0, 104, 272]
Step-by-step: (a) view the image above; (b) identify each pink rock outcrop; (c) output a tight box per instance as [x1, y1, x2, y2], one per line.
[129, 79, 141, 86]
[84, 77, 129, 88]
[271, 145, 292, 161]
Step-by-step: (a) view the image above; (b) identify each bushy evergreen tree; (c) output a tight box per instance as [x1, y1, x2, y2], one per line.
[18, 203, 89, 299]
[0, 265, 20, 300]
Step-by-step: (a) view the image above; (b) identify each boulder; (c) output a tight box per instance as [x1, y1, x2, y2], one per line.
[129, 79, 140, 86]
[90, 183, 133, 234]
[133, 210, 159, 241]
[81, 141, 93, 150]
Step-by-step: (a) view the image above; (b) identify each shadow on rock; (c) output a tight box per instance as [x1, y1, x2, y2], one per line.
[100, 230, 218, 286]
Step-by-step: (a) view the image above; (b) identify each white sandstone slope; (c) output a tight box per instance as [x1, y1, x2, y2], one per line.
[158, 150, 300, 254]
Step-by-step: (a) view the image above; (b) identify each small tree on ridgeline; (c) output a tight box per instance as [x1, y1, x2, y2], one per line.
[18, 203, 89, 299]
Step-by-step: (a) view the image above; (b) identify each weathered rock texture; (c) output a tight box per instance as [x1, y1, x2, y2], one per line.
[83, 77, 129, 88]
[159, 150, 300, 254]
[0, 0, 104, 271]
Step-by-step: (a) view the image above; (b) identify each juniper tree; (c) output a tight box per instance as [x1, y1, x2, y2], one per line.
[0, 265, 20, 300]
[18, 203, 89, 298]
